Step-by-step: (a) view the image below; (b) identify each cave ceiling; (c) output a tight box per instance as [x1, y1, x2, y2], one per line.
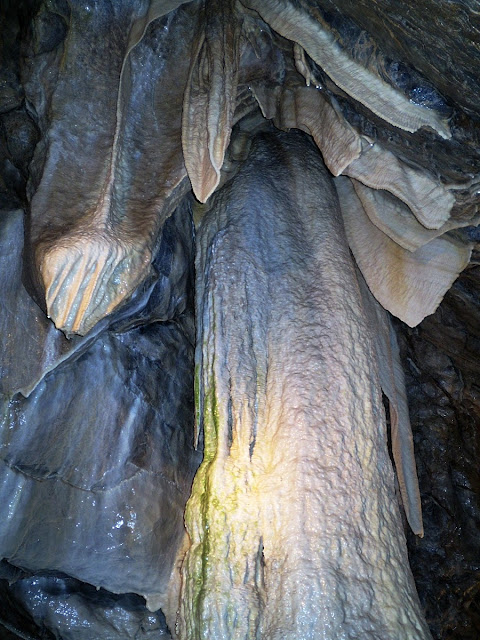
[0, 0, 480, 638]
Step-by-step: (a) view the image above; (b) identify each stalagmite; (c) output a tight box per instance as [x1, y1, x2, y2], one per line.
[176, 130, 431, 639]
[4, 0, 479, 635]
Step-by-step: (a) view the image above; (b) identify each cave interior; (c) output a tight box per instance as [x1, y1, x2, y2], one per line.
[1, 1, 480, 638]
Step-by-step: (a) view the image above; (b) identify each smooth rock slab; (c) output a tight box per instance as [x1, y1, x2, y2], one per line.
[0, 206, 200, 611]
[0, 564, 171, 640]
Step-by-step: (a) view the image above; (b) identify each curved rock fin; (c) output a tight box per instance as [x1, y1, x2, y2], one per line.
[343, 144, 455, 230]
[29, 2, 197, 335]
[335, 175, 472, 327]
[182, 0, 241, 203]
[252, 82, 362, 176]
[356, 268, 424, 537]
[350, 179, 475, 252]
[251, 74, 459, 236]
[242, 0, 451, 138]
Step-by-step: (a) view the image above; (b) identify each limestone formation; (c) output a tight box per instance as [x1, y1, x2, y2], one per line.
[0, 0, 479, 637]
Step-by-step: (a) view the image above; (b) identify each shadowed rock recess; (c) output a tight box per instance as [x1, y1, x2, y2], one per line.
[0, 0, 479, 638]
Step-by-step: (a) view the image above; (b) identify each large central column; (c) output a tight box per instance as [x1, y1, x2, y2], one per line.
[177, 130, 430, 639]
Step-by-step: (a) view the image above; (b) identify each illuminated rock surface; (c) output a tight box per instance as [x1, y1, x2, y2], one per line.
[24, 0, 199, 335]
[0, 203, 200, 618]
[0, 0, 480, 637]
[178, 130, 430, 639]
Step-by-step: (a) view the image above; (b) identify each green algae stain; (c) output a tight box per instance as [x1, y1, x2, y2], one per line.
[184, 364, 224, 635]
[184, 303, 262, 637]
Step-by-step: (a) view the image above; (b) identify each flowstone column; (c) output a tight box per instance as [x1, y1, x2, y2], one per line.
[177, 130, 430, 640]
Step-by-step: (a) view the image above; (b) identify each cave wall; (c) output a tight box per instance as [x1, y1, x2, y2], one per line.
[0, 1, 479, 638]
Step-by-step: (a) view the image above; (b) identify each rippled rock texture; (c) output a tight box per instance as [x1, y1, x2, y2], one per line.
[0, 0, 479, 638]
[178, 129, 429, 639]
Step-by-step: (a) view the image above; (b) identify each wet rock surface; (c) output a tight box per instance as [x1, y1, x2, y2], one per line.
[397, 264, 480, 639]
[0, 2, 39, 210]
[288, 1, 480, 215]
[312, 0, 480, 118]
[0, 199, 198, 634]
[0, 562, 171, 640]
[0, 0, 480, 638]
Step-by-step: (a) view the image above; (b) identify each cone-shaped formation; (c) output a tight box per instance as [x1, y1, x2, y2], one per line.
[176, 130, 431, 640]
[182, 0, 240, 203]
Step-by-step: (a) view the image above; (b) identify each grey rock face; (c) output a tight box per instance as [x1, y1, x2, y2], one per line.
[0, 202, 200, 613]
[21, 0, 200, 335]
[0, 563, 171, 640]
[1, 0, 480, 637]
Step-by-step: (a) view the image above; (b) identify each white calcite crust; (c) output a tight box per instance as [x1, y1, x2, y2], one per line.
[242, 0, 451, 139]
[174, 131, 432, 639]
[336, 175, 472, 328]
[40, 234, 151, 335]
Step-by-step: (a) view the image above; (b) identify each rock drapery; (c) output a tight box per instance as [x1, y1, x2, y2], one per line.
[0, 0, 479, 638]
